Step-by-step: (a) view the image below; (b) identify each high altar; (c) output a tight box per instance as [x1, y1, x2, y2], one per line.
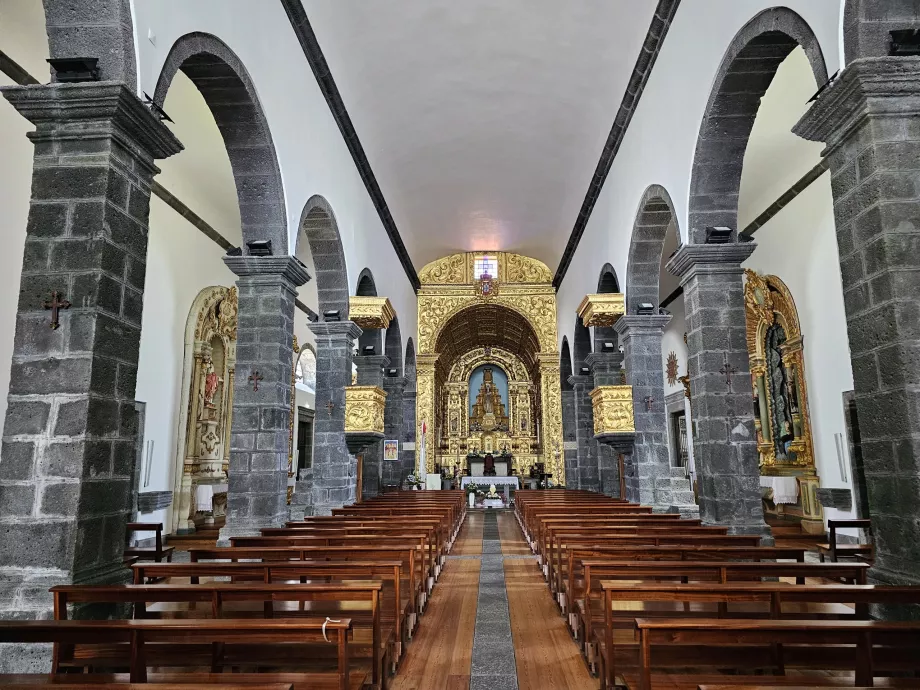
[416, 251, 564, 482]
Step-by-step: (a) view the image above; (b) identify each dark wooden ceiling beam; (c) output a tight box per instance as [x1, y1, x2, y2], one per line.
[553, 0, 682, 290]
[279, 0, 421, 292]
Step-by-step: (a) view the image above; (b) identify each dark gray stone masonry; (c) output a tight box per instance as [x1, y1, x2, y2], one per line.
[0, 82, 181, 661]
[586, 352, 625, 498]
[568, 374, 597, 492]
[309, 321, 362, 516]
[355, 354, 389, 499]
[667, 244, 770, 541]
[401, 390, 417, 483]
[795, 57, 920, 591]
[218, 256, 309, 545]
[381, 375, 405, 489]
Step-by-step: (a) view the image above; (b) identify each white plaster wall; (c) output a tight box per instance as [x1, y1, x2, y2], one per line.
[661, 297, 689, 401]
[556, 0, 841, 346]
[131, 0, 417, 354]
[0, 0, 49, 433]
[741, 178, 856, 522]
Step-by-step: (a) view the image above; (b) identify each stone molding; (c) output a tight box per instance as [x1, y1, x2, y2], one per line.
[224, 255, 311, 286]
[614, 314, 671, 337]
[309, 320, 363, 341]
[666, 242, 757, 280]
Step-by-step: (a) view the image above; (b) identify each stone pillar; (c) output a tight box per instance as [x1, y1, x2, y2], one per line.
[616, 316, 699, 516]
[402, 389, 417, 482]
[309, 321, 362, 516]
[381, 375, 405, 489]
[794, 57, 920, 587]
[568, 374, 597, 491]
[587, 353, 624, 498]
[218, 256, 309, 544]
[667, 244, 771, 540]
[560, 387, 578, 487]
[355, 355, 389, 498]
[0, 82, 181, 632]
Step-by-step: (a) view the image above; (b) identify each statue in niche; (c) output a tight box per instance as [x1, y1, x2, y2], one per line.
[203, 365, 220, 408]
[765, 322, 796, 461]
[470, 367, 509, 432]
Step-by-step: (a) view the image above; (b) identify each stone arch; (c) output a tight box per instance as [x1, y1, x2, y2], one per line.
[404, 338, 417, 391]
[594, 263, 621, 350]
[560, 336, 574, 391]
[385, 315, 403, 376]
[154, 32, 287, 252]
[355, 268, 383, 355]
[297, 195, 349, 319]
[687, 8, 828, 243]
[626, 184, 680, 314]
[573, 316, 592, 374]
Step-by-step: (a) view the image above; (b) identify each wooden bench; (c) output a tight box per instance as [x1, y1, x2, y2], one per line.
[0, 618, 363, 690]
[52, 582, 388, 690]
[818, 519, 874, 563]
[123, 523, 174, 564]
[0, 682, 294, 690]
[632, 618, 920, 690]
[596, 583, 920, 689]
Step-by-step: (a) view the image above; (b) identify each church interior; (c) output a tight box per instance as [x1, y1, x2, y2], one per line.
[1, 0, 920, 687]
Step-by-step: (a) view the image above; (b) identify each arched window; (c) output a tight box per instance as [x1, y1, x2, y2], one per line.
[295, 347, 317, 392]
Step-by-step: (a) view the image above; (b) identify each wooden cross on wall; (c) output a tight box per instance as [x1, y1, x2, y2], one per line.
[248, 370, 264, 391]
[720, 362, 737, 391]
[43, 291, 71, 330]
[643, 396, 654, 412]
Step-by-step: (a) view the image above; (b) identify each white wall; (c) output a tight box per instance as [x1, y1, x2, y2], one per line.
[131, 0, 417, 353]
[556, 0, 841, 346]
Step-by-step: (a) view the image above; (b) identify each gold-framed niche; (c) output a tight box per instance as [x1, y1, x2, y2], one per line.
[416, 251, 564, 482]
[744, 270, 822, 533]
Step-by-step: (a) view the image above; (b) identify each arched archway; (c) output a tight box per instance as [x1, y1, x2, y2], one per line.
[573, 316, 592, 374]
[594, 264, 621, 350]
[688, 8, 827, 243]
[154, 32, 287, 253]
[625, 185, 680, 314]
[404, 338, 417, 391]
[560, 337, 574, 392]
[385, 316, 403, 377]
[297, 195, 349, 319]
[355, 268, 383, 355]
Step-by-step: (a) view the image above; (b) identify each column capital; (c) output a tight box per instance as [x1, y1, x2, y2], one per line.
[224, 255, 311, 286]
[309, 320, 362, 341]
[666, 242, 756, 279]
[567, 374, 594, 389]
[1, 81, 183, 161]
[382, 375, 407, 390]
[585, 351, 623, 371]
[355, 354, 390, 368]
[614, 314, 671, 337]
[794, 57, 920, 153]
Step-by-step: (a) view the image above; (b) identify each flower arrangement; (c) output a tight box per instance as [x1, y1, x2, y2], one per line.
[406, 474, 423, 489]
[465, 482, 480, 496]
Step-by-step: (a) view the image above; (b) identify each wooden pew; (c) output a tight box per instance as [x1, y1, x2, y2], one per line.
[0, 683, 294, 690]
[633, 618, 920, 690]
[52, 582, 387, 690]
[596, 582, 920, 689]
[0, 618, 362, 690]
[817, 519, 874, 563]
[123, 523, 174, 564]
[131, 560, 411, 658]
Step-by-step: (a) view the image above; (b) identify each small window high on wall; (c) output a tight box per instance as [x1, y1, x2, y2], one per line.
[474, 255, 497, 279]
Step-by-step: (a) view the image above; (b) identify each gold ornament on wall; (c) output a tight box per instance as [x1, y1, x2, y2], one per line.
[666, 351, 679, 386]
[577, 293, 626, 328]
[590, 385, 636, 435]
[344, 386, 387, 434]
[348, 296, 396, 330]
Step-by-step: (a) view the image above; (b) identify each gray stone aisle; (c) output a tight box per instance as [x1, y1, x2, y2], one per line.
[469, 511, 518, 690]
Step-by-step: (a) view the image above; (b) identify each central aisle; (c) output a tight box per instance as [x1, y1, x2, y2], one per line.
[390, 510, 595, 690]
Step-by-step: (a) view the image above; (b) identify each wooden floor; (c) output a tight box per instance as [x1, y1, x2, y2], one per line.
[388, 510, 595, 689]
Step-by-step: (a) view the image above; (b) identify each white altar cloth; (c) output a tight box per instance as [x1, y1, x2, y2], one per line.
[461, 476, 519, 490]
[760, 475, 798, 505]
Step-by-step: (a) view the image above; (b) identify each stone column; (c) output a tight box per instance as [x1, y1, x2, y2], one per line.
[355, 354, 389, 498]
[381, 375, 405, 490]
[616, 316, 699, 516]
[568, 374, 596, 491]
[0, 82, 181, 629]
[561, 387, 578, 487]
[587, 353, 625, 498]
[309, 321, 362, 516]
[218, 256, 309, 544]
[667, 244, 771, 540]
[402, 388, 417, 482]
[794, 57, 920, 587]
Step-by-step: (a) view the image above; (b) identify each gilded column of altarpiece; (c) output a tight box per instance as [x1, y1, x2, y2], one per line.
[416, 252, 564, 482]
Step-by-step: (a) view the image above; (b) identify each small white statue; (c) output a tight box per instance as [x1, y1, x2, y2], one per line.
[486, 484, 499, 499]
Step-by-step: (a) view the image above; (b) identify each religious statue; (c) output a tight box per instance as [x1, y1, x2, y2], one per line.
[203, 369, 220, 407]
[470, 367, 509, 432]
[486, 484, 500, 499]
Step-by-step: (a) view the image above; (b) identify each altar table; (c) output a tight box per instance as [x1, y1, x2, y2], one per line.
[461, 476, 519, 501]
[760, 475, 799, 505]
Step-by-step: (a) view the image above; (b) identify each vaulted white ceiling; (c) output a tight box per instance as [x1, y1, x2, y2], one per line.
[304, 0, 658, 270]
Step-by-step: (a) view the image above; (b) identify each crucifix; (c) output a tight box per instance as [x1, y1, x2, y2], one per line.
[719, 362, 737, 391]
[643, 396, 654, 412]
[326, 401, 335, 414]
[43, 291, 71, 330]
[248, 370, 264, 391]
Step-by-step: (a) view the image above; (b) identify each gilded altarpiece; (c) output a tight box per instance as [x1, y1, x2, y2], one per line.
[744, 270, 822, 532]
[172, 286, 238, 534]
[416, 252, 564, 482]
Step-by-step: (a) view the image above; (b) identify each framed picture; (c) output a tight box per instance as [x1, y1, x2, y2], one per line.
[383, 439, 399, 461]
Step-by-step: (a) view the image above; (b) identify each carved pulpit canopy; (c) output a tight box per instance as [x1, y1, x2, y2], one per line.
[349, 296, 395, 330]
[577, 293, 626, 328]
